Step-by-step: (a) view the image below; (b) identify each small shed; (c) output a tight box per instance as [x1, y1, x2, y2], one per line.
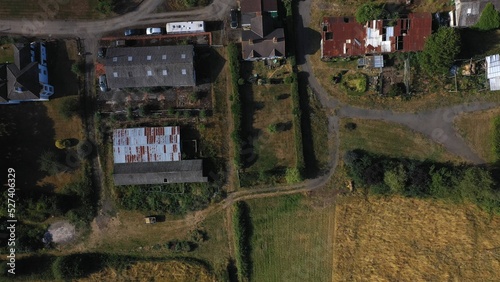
[486, 54, 500, 91]
[358, 55, 384, 69]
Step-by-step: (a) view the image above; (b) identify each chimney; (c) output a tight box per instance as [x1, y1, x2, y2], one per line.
[249, 39, 253, 45]
[273, 37, 277, 43]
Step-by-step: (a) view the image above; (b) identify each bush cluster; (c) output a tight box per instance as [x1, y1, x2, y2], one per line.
[227, 43, 243, 169]
[117, 182, 217, 215]
[345, 150, 500, 214]
[166, 240, 196, 252]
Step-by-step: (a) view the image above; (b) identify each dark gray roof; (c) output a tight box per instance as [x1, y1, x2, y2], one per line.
[105, 45, 196, 88]
[113, 159, 207, 185]
[455, 0, 500, 27]
[13, 43, 31, 70]
[241, 28, 285, 60]
[7, 62, 41, 100]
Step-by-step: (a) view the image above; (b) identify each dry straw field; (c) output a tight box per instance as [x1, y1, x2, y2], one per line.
[78, 261, 216, 282]
[333, 195, 500, 281]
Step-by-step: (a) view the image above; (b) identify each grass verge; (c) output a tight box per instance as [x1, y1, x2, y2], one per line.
[340, 118, 463, 163]
[454, 108, 500, 163]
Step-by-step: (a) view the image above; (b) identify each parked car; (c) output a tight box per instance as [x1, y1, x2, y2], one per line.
[98, 75, 108, 92]
[230, 9, 238, 29]
[144, 216, 157, 224]
[97, 47, 106, 58]
[124, 29, 143, 36]
[146, 27, 162, 35]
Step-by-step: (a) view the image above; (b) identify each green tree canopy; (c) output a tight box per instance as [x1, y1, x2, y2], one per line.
[418, 27, 461, 76]
[474, 2, 500, 31]
[355, 2, 385, 24]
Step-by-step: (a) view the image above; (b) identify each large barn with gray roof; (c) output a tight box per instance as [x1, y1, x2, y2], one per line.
[104, 45, 196, 89]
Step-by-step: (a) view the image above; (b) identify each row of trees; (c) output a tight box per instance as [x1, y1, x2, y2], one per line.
[344, 150, 500, 214]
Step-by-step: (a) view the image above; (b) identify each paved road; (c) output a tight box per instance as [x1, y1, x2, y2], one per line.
[0, 0, 234, 38]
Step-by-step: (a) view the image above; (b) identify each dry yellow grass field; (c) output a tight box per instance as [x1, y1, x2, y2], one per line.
[333, 195, 500, 281]
[78, 261, 216, 282]
[454, 107, 500, 163]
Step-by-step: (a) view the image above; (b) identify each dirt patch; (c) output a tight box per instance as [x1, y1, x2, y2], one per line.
[45, 220, 76, 244]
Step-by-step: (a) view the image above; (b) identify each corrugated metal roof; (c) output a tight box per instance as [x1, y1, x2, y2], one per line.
[113, 126, 181, 164]
[321, 13, 431, 59]
[486, 54, 500, 79]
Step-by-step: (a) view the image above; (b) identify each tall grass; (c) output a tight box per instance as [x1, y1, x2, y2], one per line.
[232, 201, 252, 281]
[492, 116, 500, 161]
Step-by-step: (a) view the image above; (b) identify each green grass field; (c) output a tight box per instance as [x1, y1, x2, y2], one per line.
[247, 195, 333, 282]
[340, 118, 463, 163]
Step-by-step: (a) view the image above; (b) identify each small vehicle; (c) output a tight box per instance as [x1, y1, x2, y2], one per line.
[144, 216, 157, 224]
[230, 9, 238, 29]
[98, 75, 108, 92]
[146, 27, 162, 35]
[124, 29, 143, 36]
[97, 47, 106, 58]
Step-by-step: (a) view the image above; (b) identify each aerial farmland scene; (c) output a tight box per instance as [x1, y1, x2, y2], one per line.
[0, 0, 500, 281]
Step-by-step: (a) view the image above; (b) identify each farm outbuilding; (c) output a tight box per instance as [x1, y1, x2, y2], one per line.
[112, 126, 207, 185]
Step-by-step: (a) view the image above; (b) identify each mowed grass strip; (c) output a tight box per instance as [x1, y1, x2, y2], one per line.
[333, 195, 500, 281]
[454, 107, 500, 163]
[248, 195, 333, 282]
[340, 118, 463, 163]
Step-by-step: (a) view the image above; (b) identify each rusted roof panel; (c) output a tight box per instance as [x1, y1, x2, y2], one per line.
[321, 13, 432, 59]
[113, 126, 181, 164]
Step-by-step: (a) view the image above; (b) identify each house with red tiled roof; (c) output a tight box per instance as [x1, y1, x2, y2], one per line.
[321, 13, 432, 60]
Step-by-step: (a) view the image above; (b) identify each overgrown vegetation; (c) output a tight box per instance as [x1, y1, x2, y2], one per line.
[233, 201, 252, 282]
[58, 96, 80, 119]
[355, 1, 385, 24]
[290, 62, 305, 173]
[474, 2, 500, 31]
[63, 163, 97, 227]
[227, 43, 243, 169]
[344, 150, 500, 214]
[340, 72, 368, 95]
[493, 116, 500, 161]
[116, 182, 220, 215]
[71, 61, 85, 77]
[95, 0, 115, 15]
[418, 27, 461, 76]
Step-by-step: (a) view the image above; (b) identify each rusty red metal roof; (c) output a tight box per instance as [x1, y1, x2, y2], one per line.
[321, 13, 432, 59]
[113, 126, 181, 164]
[321, 17, 366, 58]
